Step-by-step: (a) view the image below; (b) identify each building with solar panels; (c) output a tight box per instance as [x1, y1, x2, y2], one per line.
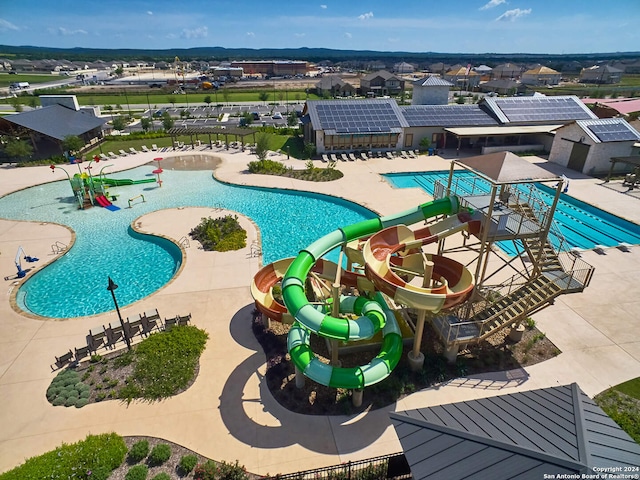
[548, 118, 640, 175]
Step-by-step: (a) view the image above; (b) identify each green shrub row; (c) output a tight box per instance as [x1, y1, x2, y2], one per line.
[46, 368, 91, 408]
[0, 433, 127, 480]
[194, 460, 248, 480]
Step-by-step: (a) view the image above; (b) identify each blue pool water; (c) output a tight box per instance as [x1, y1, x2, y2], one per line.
[385, 171, 640, 253]
[0, 165, 375, 318]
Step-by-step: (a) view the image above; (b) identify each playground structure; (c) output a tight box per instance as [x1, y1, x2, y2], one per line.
[251, 152, 595, 399]
[50, 158, 158, 210]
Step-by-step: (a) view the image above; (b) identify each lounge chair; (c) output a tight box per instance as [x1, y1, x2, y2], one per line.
[141, 309, 161, 336]
[407, 150, 417, 159]
[118, 149, 128, 157]
[360, 152, 368, 161]
[74, 346, 90, 364]
[321, 154, 329, 163]
[386, 151, 394, 160]
[51, 350, 74, 371]
[108, 152, 118, 159]
[400, 151, 408, 159]
[330, 153, 338, 162]
[99, 153, 110, 161]
[177, 313, 192, 326]
[129, 147, 138, 154]
[86, 328, 107, 354]
[124, 315, 143, 339]
[151, 144, 158, 151]
[164, 316, 177, 332]
[340, 153, 349, 162]
[104, 323, 124, 349]
[348, 153, 357, 161]
[141, 145, 150, 152]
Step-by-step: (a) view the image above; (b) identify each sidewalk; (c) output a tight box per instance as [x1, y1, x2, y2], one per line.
[0, 149, 639, 475]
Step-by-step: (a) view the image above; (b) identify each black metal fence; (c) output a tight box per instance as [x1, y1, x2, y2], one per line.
[266, 453, 411, 480]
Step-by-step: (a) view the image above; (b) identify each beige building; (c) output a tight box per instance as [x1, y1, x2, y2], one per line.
[521, 66, 562, 86]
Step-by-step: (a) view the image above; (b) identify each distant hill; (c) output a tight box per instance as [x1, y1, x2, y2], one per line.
[1, 44, 638, 68]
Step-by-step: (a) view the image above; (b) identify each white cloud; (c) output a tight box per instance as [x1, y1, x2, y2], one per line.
[344, 32, 352, 38]
[147, 10, 153, 15]
[495, 8, 532, 21]
[246, 31, 255, 37]
[54, 27, 88, 36]
[320, 4, 327, 8]
[180, 26, 208, 39]
[0, 18, 19, 31]
[480, 0, 506, 10]
[358, 11, 373, 20]
[294, 33, 306, 37]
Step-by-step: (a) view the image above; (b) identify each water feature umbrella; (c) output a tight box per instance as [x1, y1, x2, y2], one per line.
[153, 168, 163, 187]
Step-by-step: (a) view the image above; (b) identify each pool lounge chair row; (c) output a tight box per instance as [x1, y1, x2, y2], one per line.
[99, 145, 159, 160]
[320, 150, 419, 163]
[50, 309, 191, 371]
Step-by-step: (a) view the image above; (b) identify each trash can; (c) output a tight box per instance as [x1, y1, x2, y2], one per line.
[428, 147, 435, 156]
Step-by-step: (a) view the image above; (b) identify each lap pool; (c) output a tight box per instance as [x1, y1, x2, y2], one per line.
[0, 165, 375, 318]
[384, 170, 640, 253]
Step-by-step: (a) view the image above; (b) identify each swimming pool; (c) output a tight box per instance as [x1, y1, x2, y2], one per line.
[0, 165, 375, 318]
[385, 171, 640, 252]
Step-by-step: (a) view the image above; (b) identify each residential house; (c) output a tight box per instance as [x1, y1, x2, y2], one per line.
[314, 76, 356, 97]
[478, 79, 527, 96]
[443, 66, 480, 90]
[580, 64, 623, 84]
[491, 63, 523, 79]
[521, 66, 562, 86]
[393, 62, 415, 74]
[360, 70, 405, 96]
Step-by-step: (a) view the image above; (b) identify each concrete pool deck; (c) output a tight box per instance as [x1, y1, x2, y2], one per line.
[0, 148, 639, 475]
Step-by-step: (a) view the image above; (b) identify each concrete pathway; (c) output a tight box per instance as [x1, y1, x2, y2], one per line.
[0, 149, 639, 475]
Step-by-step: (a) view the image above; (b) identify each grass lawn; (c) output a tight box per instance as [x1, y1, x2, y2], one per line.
[614, 377, 640, 398]
[594, 377, 640, 443]
[0, 72, 61, 88]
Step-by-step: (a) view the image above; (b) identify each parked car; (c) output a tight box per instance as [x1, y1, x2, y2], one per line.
[272, 112, 283, 119]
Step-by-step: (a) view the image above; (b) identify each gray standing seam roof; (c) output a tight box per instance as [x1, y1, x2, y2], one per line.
[390, 383, 640, 480]
[5, 104, 106, 141]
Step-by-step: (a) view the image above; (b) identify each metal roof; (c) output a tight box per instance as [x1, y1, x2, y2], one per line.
[412, 76, 454, 88]
[481, 95, 597, 124]
[167, 126, 256, 137]
[455, 151, 561, 184]
[574, 118, 640, 144]
[401, 105, 498, 128]
[305, 99, 408, 134]
[445, 124, 563, 137]
[4, 104, 106, 141]
[390, 383, 640, 480]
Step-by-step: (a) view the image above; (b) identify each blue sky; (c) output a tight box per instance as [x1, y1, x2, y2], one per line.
[0, 0, 638, 54]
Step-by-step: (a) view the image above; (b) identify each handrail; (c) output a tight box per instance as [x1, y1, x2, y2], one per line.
[51, 241, 67, 254]
[178, 236, 190, 248]
[128, 194, 145, 208]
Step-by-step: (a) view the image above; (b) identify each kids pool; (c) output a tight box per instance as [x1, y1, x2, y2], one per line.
[0, 165, 375, 318]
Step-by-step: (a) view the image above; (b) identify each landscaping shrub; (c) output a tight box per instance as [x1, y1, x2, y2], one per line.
[189, 215, 247, 252]
[217, 460, 249, 480]
[0, 432, 126, 480]
[125, 464, 149, 480]
[128, 439, 150, 463]
[179, 454, 198, 474]
[151, 473, 171, 480]
[46, 368, 92, 408]
[247, 159, 287, 175]
[194, 460, 218, 480]
[118, 325, 208, 402]
[148, 443, 171, 466]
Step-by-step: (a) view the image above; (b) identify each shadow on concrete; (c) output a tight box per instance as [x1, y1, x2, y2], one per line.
[220, 304, 390, 454]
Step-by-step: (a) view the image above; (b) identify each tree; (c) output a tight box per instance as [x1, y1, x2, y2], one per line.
[9, 97, 23, 112]
[140, 117, 153, 132]
[258, 91, 269, 105]
[255, 133, 270, 161]
[114, 65, 124, 77]
[240, 111, 253, 126]
[419, 137, 431, 151]
[3, 138, 33, 161]
[222, 89, 230, 105]
[161, 111, 174, 131]
[180, 109, 190, 119]
[287, 111, 298, 127]
[168, 95, 176, 107]
[28, 96, 38, 109]
[203, 95, 212, 107]
[62, 135, 84, 156]
[303, 142, 316, 159]
[111, 116, 127, 131]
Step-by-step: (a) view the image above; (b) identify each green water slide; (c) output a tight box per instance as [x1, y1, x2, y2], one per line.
[282, 196, 460, 389]
[93, 177, 156, 186]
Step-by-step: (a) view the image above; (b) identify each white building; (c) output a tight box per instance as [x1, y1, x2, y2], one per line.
[411, 76, 453, 106]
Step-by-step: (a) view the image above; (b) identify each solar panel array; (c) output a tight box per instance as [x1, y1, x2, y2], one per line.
[314, 102, 403, 134]
[493, 97, 593, 123]
[587, 123, 640, 142]
[401, 105, 498, 127]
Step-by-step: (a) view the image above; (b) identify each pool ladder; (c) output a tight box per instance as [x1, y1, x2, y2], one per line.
[178, 236, 190, 248]
[51, 241, 67, 254]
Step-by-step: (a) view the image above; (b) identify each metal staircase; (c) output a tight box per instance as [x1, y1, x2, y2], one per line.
[432, 186, 595, 348]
